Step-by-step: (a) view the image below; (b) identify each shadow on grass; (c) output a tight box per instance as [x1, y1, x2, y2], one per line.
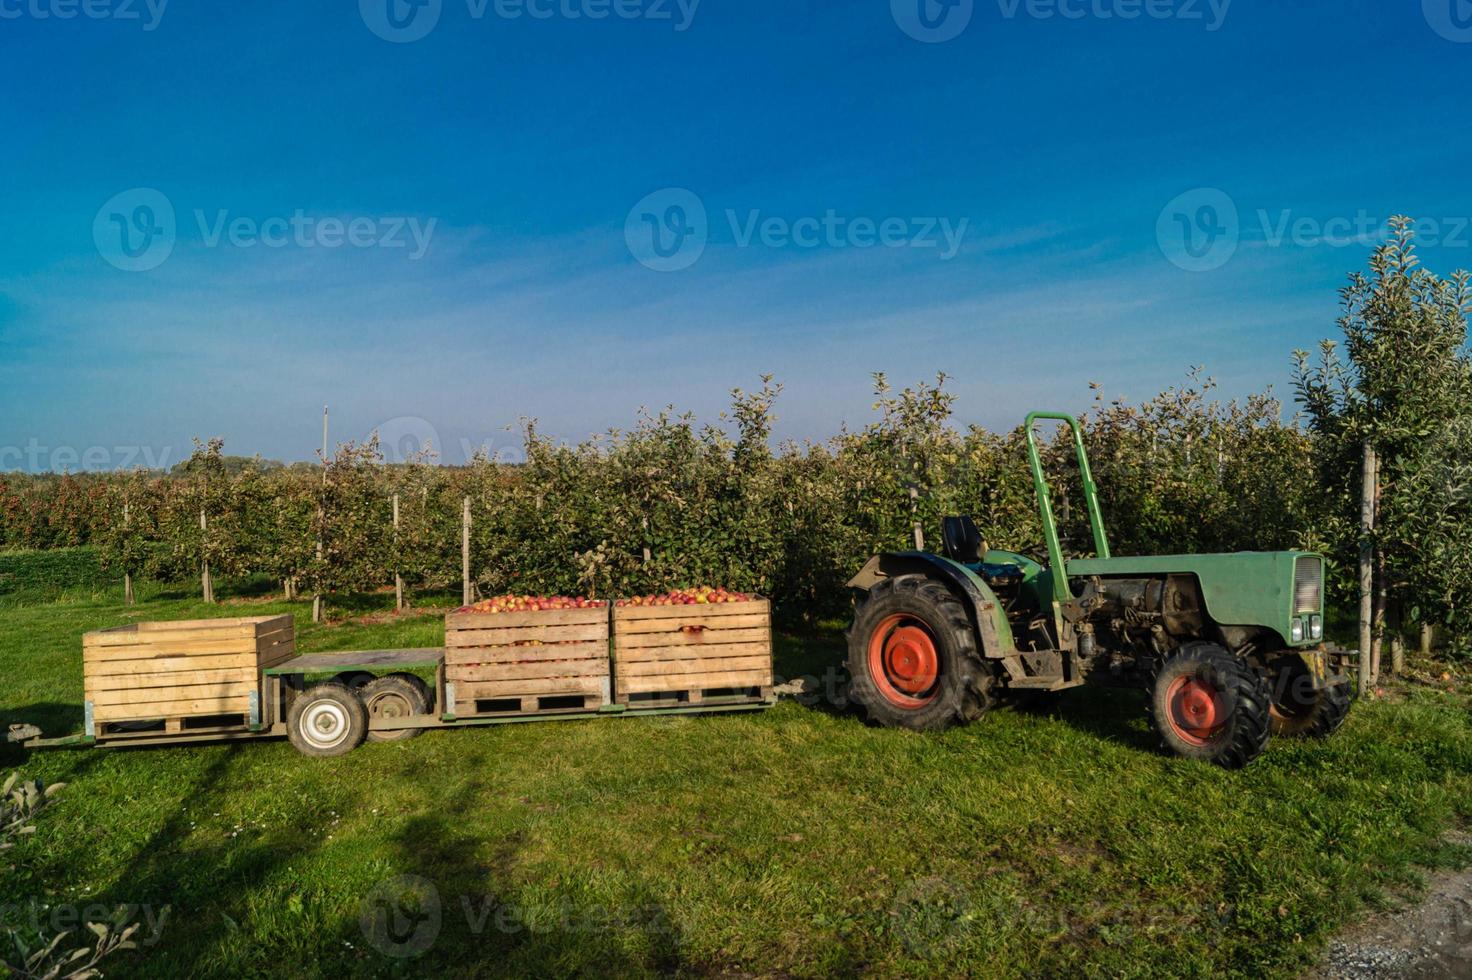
[343, 802, 690, 974]
[0, 701, 83, 752]
[78, 746, 334, 976]
[1008, 685, 1157, 753]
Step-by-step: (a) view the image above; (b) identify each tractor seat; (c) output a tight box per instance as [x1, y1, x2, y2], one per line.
[941, 515, 985, 563]
[976, 563, 1024, 587]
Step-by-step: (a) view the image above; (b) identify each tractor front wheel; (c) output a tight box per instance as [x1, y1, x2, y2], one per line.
[1268, 657, 1352, 738]
[1148, 642, 1271, 769]
[847, 575, 993, 732]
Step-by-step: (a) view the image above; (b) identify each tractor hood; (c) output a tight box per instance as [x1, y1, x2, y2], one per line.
[1065, 551, 1325, 647]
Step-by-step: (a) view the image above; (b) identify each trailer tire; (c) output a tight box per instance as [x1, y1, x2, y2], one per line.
[1148, 642, 1271, 769]
[287, 682, 367, 758]
[847, 575, 993, 732]
[362, 674, 430, 743]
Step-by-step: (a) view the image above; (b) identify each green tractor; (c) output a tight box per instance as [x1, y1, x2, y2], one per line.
[846, 412, 1353, 768]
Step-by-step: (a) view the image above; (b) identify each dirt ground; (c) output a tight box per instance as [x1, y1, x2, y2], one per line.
[1316, 833, 1472, 979]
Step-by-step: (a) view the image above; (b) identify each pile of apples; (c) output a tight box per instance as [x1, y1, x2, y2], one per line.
[459, 595, 606, 614]
[615, 587, 753, 607]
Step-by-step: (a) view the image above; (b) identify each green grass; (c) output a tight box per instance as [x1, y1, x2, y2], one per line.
[1, 586, 1469, 978]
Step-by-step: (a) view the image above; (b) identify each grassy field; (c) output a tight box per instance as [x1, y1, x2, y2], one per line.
[0, 585, 1469, 979]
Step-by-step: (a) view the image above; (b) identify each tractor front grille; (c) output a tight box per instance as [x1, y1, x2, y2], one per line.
[1294, 556, 1323, 614]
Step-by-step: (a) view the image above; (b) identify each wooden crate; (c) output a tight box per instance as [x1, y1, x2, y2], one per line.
[612, 599, 774, 705]
[83, 615, 294, 734]
[444, 607, 610, 716]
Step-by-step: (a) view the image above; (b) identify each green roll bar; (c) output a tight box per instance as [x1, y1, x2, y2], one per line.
[1024, 412, 1110, 602]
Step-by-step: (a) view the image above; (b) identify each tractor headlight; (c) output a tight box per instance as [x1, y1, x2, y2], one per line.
[1290, 618, 1306, 643]
[1309, 615, 1323, 640]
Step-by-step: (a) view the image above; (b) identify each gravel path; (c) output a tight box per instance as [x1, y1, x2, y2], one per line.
[1315, 834, 1472, 979]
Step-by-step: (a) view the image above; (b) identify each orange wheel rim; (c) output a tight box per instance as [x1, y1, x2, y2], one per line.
[1165, 675, 1227, 746]
[867, 614, 941, 709]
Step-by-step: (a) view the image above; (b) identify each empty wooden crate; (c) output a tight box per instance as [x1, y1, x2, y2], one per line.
[612, 599, 774, 705]
[82, 615, 294, 735]
[444, 607, 611, 716]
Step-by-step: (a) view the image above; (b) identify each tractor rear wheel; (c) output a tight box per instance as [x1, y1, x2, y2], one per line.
[1148, 642, 1271, 769]
[847, 575, 993, 732]
[1268, 658, 1352, 738]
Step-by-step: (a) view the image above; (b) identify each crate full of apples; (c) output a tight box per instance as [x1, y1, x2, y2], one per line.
[611, 587, 773, 705]
[445, 595, 611, 716]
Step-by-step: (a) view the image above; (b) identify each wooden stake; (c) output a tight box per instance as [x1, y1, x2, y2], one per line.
[909, 486, 924, 550]
[393, 493, 404, 612]
[200, 508, 214, 604]
[462, 497, 472, 607]
[1357, 440, 1375, 697]
[313, 405, 327, 624]
[122, 501, 134, 606]
[1421, 622, 1434, 657]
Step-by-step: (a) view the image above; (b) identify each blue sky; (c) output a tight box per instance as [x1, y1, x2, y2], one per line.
[1, 0, 1469, 471]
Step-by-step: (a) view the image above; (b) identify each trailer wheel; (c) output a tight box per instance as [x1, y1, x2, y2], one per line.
[287, 682, 367, 758]
[362, 674, 430, 743]
[847, 575, 993, 732]
[1148, 642, 1271, 769]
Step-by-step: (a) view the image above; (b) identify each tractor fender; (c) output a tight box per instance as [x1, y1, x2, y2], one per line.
[848, 552, 1017, 660]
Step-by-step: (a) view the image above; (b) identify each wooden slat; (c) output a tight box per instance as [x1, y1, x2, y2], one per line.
[616, 654, 772, 678]
[446, 623, 608, 647]
[445, 607, 607, 630]
[616, 669, 770, 695]
[86, 667, 251, 692]
[86, 652, 265, 676]
[444, 641, 608, 666]
[89, 620, 257, 644]
[93, 696, 251, 722]
[252, 615, 294, 636]
[84, 637, 259, 662]
[612, 644, 771, 668]
[456, 676, 605, 698]
[614, 613, 769, 635]
[612, 599, 768, 622]
[617, 641, 770, 663]
[615, 627, 770, 650]
[135, 615, 284, 631]
[89, 681, 258, 706]
[448, 660, 609, 683]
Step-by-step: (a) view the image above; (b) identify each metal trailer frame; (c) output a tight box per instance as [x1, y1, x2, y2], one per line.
[9, 646, 776, 754]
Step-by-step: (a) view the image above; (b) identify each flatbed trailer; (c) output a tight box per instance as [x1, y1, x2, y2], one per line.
[8, 645, 777, 757]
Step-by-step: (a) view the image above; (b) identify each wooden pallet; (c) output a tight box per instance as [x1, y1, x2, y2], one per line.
[612, 599, 774, 706]
[83, 615, 294, 733]
[444, 607, 611, 717]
